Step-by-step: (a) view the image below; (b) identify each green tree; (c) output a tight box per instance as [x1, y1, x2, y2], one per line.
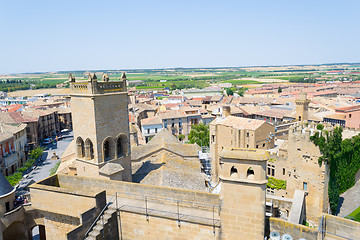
[178, 134, 185, 141]
[226, 88, 234, 96]
[237, 87, 248, 97]
[310, 126, 360, 214]
[278, 86, 282, 93]
[29, 146, 44, 160]
[188, 123, 209, 147]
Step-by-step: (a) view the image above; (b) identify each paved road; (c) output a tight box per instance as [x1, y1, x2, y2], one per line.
[18, 132, 73, 190]
[337, 179, 360, 217]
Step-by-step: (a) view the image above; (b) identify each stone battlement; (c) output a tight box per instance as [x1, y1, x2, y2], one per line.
[69, 73, 127, 95]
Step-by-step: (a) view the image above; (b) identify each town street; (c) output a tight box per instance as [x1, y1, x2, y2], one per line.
[18, 132, 73, 190]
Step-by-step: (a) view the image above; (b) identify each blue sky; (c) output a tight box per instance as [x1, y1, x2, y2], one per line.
[1, 0, 359, 74]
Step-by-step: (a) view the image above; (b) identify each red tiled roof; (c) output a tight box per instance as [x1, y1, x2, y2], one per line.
[211, 116, 270, 130]
[141, 116, 162, 125]
[335, 105, 360, 112]
[192, 97, 204, 101]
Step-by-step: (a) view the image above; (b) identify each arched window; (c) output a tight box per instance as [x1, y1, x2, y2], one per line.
[230, 166, 238, 177]
[104, 140, 110, 160]
[116, 134, 128, 158]
[103, 137, 115, 161]
[85, 138, 94, 160]
[76, 137, 85, 158]
[247, 167, 255, 179]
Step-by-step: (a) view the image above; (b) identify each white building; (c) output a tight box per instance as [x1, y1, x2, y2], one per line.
[140, 116, 164, 143]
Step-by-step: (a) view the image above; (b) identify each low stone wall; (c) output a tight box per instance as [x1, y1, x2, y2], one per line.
[323, 214, 360, 239]
[118, 211, 220, 240]
[269, 217, 318, 240]
[57, 174, 220, 210]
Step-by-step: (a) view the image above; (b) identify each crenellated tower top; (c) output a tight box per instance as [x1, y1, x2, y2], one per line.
[69, 72, 127, 95]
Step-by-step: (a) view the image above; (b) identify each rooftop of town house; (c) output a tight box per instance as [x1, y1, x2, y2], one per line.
[220, 96, 233, 104]
[163, 102, 189, 109]
[254, 109, 292, 119]
[247, 89, 274, 94]
[210, 115, 270, 130]
[191, 97, 205, 101]
[21, 108, 58, 118]
[130, 103, 158, 112]
[56, 108, 71, 114]
[140, 116, 163, 126]
[1, 104, 24, 113]
[324, 113, 346, 120]
[0, 112, 37, 124]
[184, 99, 203, 106]
[0, 123, 27, 135]
[307, 90, 338, 98]
[239, 105, 271, 115]
[157, 110, 187, 119]
[167, 95, 185, 99]
[229, 105, 244, 115]
[335, 105, 360, 112]
[201, 114, 214, 119]
[0, 131, 14, 142]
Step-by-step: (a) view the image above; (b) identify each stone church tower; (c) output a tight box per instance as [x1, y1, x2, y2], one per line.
[69, 72, 132, 181]
[219, 148, 268, 239]
[295, 93, 310, 122]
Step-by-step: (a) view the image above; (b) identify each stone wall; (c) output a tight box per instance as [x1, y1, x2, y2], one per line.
[323, 214, 360, 239]
[29, 177, 107, 240]
[30, 186, 98, 218]
[269, 217, 318, 240]
[118, 211, 219, 240]
[57, 174, 220, 209]
[269, 122, 330, 225]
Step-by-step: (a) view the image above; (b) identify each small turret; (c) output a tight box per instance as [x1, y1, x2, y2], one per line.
[102, 74, 110, 82]
[121, 72, 127, 80]
[88, 73, 97, 82]
[295, 93, 310, 122]
[69, 73, 75, 82]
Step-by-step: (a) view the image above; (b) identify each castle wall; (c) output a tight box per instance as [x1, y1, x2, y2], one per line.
[118, 211, 220, 240]
[29, 179, 107, 240]
[322, 214, 360, 240]
[269, 123, 330, 225]
[57, 174, 220, 208]
[30, 186, 98, 219]
[219, 148, 268, 240]
[269, 217, 318, 240]
[221, 181, 266, 239]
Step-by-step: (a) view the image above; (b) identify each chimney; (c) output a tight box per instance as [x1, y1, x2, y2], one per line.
[223, 105, 231, 117]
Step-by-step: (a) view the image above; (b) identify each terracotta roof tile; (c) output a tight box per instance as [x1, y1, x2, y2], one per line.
[211, 116, 269, 130]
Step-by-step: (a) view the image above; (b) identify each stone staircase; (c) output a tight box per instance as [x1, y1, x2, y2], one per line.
[84, 204, 117, 240]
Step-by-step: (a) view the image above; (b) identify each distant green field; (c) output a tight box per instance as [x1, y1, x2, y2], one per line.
[135, 85, 166, 90]
[346, 206, 360, 222]
[222, 79, 262, 85]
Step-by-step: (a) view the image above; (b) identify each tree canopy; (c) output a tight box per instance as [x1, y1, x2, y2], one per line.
[310, 125, 360, 214]
[188, 123, 209, 147]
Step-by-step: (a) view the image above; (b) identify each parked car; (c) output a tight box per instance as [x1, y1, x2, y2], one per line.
[43, 138, 53, 145]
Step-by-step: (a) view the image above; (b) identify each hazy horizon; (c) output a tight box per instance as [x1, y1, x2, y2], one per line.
[1, 0, 360, 74]
[3, 61, 360, 76]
